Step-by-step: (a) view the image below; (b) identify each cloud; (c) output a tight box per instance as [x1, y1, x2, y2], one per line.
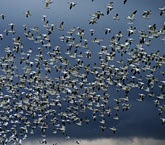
[24, 137, 165, 145]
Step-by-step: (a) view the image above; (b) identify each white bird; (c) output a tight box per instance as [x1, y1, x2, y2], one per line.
[160, 118, 165, 124]
[109, 127, 117, 134]
[159, 7, 165, 16]
[57, 21, 64, 31]
[25, 10, 32, 17]
[68, 2, 77, 10]
[76, 140, 81, 144]
[44, 0, 53, 8]
[0, 34, 3, 40]
[42, 15, 47, 22]
[142, 10, 151, 19]
[40, 139, 47, 144]
[113, 13, 120, 20]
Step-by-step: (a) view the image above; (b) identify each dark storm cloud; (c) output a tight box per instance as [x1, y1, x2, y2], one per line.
[0, 0, 165, 143]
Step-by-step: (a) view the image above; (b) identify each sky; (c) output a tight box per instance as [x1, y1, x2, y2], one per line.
[0, 0, 165, 145]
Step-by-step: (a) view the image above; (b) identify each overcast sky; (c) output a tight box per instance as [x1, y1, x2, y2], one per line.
[0, 0, 165, 145]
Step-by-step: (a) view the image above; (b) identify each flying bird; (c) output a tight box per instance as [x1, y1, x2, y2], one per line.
[109, 127, 117, 134]
[159, 7, 165, 16]
[57, 21, 64, 31]
[160, 118, 165, 124]
[25, 10, 32, 17]
[0, 14, 5, 20]
[124, 0, 128, 4]
[68, 2, 77, 10]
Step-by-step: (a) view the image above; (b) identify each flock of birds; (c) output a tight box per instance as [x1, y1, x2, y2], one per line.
[0, 0, 165, 145]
